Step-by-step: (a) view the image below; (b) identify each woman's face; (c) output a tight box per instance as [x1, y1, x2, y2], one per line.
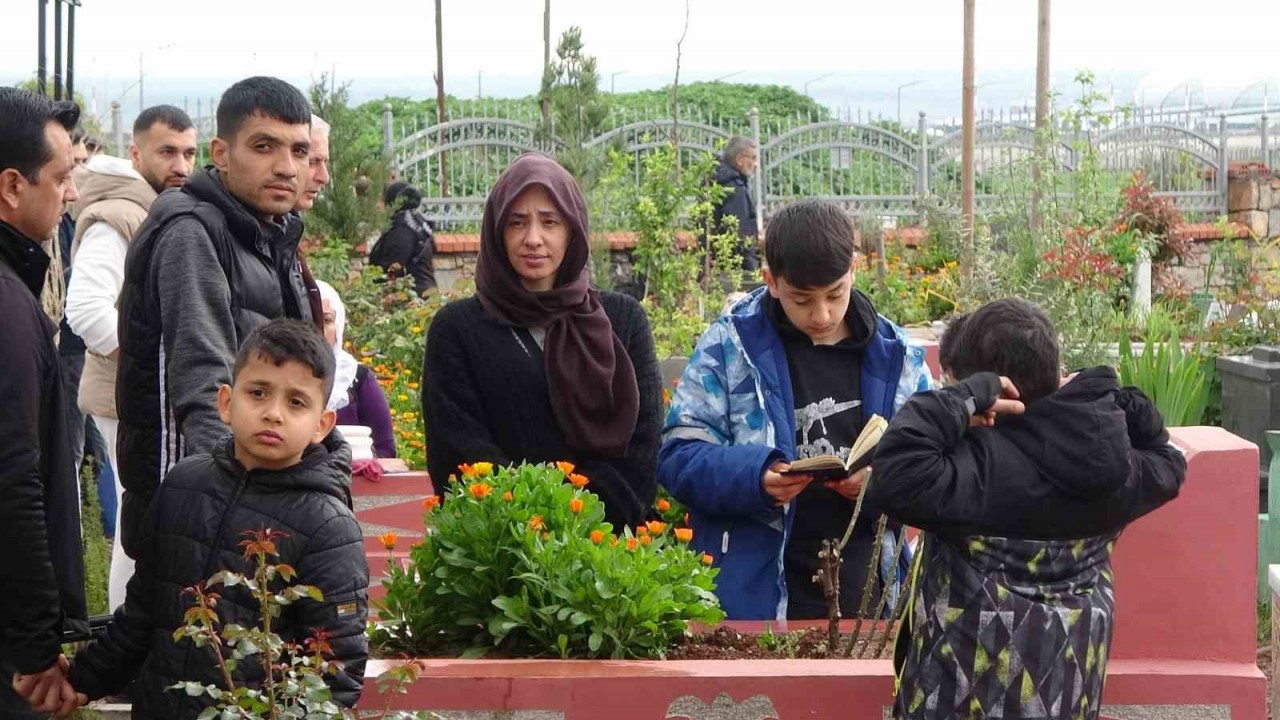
[322, 299, 337, 347]
[503, 185, 570, 293]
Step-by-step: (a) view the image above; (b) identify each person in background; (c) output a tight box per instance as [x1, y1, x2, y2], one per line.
[710, 136, 760, 273]
[293, 115, 330, 212]
[423, 153, 661, 530]
[370, 180, 436, 295]
[315, 280, 396, 458]
[0, 86, 87, 719]
[65, 104, 198, 612]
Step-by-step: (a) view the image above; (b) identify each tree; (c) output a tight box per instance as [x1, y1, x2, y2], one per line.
[307, 75, 389, 249]
[542, 27, 609, 185]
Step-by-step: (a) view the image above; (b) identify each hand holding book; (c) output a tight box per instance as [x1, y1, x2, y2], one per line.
[781, 414, 888, 482]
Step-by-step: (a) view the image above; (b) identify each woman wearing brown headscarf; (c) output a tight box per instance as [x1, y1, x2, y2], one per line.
[422, 153, 662, 529]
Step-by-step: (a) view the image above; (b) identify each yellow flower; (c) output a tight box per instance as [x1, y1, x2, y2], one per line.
[412, 325, 423, 334]
[471, 462, 494, 476]
[407, 382, 419, 390]
[569, 498, 584, 514]
[590, 530, 605, 545]
[398, 394, 409, 402]
[469, 482, 493, 500]
[568, 473, 589, 489]
[378, 532, 397, 551]
[674, 528, 693, 543]
[556, 461, 576, 475]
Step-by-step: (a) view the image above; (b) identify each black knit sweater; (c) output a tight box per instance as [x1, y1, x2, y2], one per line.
[422, 292, 662, 530]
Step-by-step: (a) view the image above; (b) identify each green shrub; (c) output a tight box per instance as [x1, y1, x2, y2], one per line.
[373, 462, 723, 659]
[1118, 325, 1211, 427]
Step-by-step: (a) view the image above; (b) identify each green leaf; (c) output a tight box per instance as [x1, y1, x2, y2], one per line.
[588, 631, 603, 652]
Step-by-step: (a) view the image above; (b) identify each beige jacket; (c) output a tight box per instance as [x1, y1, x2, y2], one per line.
[67, 156, 157, 419]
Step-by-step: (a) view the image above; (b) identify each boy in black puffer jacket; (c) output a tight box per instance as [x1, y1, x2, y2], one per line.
[869, 299, 1186, 720]
[63, 319, 369, 718]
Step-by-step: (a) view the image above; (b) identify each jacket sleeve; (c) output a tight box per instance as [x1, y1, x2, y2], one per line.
[371, 224, 418, 277]
[865, 374, 1002, 531]
[294, 512, 370, 709]
[67, 490, 163, 698]
[408, 237, 436, 296]
[0, 316, 63, 674]
[658, 321, 781, 518]
[355, 366, 397, 459]
[153, 217, 236, 456]
[65, 222, 128, 357]
[1107, 387, 1188, 524]
[574, 299, 661, 530]
[422, 305, 513, 489]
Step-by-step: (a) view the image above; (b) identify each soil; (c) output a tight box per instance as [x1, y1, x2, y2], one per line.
[665, 625, 895, 660]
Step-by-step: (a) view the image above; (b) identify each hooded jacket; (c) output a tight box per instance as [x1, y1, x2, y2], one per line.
[868, 368, 1187, 720]
[66, 154, 158, 419]
[711, 159, 757, 240]
[115, 165, 316, 559]
[658, 286, 934, 620]
[68, 433, 369, 719]
[0, 219, 88, 673]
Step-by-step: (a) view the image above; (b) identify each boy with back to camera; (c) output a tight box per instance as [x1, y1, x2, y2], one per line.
[30, 319, 371, 719]
[869, 298, 1187, 719]
[659, 199, 934, 621]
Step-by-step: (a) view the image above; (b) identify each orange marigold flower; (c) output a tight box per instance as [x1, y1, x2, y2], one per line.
[378, 532, 397, 550]
[458, 463, 476, 477]
[626, 537, 639, 551]
[569, 498, 584, 514]
[611, 536, 620, 547]
[568, 473, 589, 489]
[639, 534, 652, 547]
[656, 499, 671, 512]
[502, 491, 514, 502]
[701, 553, 713, 566]
[646, 520, 668, 535]
[469, 482, 493, 500]
[528, 515, 545, 531]
[590, 529, 605, 545]
[674, 528, 693, 543]
[422, 495, 441, 511]
[636, 525, 649, 537]
[556, 461, 576, 475]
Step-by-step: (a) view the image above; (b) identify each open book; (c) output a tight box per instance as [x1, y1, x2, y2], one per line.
[781, 414, 887, 481]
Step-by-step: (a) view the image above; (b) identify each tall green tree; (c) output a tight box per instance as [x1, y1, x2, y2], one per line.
[307, 75, 389, 250]
[541, 26, 609, 186]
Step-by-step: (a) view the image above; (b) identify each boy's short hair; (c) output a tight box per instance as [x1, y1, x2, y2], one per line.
[764, 200, 855, 289]
[945, 298, 1060, 404]
[216, 76, 310, 141]
[938, 312, 969, 374]
[232, 319, 335, 399]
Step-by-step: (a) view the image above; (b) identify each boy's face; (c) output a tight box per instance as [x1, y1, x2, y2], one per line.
[217, 354, 336, 471]
[764, 268, 854, 345]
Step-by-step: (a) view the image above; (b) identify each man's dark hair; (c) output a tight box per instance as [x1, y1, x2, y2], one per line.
[764, 200, 856, 289]
[0, 87, 80, 182]
[945, 298, 1060, 404]
[216, 76, 310, 141]
[133, 104, 194, 137]
[232, 319, 335, 399]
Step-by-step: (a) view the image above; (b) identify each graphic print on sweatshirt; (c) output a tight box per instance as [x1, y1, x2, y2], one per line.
[795, 397, 862, 460]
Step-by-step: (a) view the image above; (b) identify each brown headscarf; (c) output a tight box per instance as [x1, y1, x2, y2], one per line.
[475, 153, 640, 457]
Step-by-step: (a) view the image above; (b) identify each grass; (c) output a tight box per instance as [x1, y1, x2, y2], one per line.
[1260, 599, 1273, 649]
[80, 454, 111, 617]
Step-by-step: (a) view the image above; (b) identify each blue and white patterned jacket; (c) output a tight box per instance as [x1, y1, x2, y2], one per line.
[658, 287, 934, 620]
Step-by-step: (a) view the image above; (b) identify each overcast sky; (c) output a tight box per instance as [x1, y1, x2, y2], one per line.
[2, 0, 1276, 115]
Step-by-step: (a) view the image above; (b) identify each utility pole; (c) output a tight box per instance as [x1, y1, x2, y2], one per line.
[1031, 0, 1050, 230]
[53, 0, 62, 99]
[961, 0, 976, 280]
[139, 53, 145, 115]
[540, 0, 551, 129]
[37, 0, 48, 96]
[66, 0, 76, 101]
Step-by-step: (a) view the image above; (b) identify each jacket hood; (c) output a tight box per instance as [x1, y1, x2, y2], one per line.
[713, 158, 748, 186]
[764, 287, 877, 351]
[69, 155, 156, 222]
[996, 366, 1133, 500]
[212, 430, 354, 507]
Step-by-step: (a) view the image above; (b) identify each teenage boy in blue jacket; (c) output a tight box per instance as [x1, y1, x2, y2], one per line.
[659, 200, 933, 620]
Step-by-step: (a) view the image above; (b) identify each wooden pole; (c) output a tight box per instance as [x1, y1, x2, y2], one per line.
[961, 0, 976, 280]
[540, 0, 551, 131]
[1031, 0, 1050, 230]
[434, 0, 447, 197]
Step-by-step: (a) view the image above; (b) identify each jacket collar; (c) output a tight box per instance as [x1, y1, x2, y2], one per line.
[210, 431, 354, 508]
[184, 166, 300, 259]
[0, 218, 51, 298]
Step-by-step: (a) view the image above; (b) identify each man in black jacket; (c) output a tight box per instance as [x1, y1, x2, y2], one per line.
[0, 87, 88, 719]
[116, 77, 321, 564]
[370, 181, 436, 295]
[711, 136, 760, 272]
